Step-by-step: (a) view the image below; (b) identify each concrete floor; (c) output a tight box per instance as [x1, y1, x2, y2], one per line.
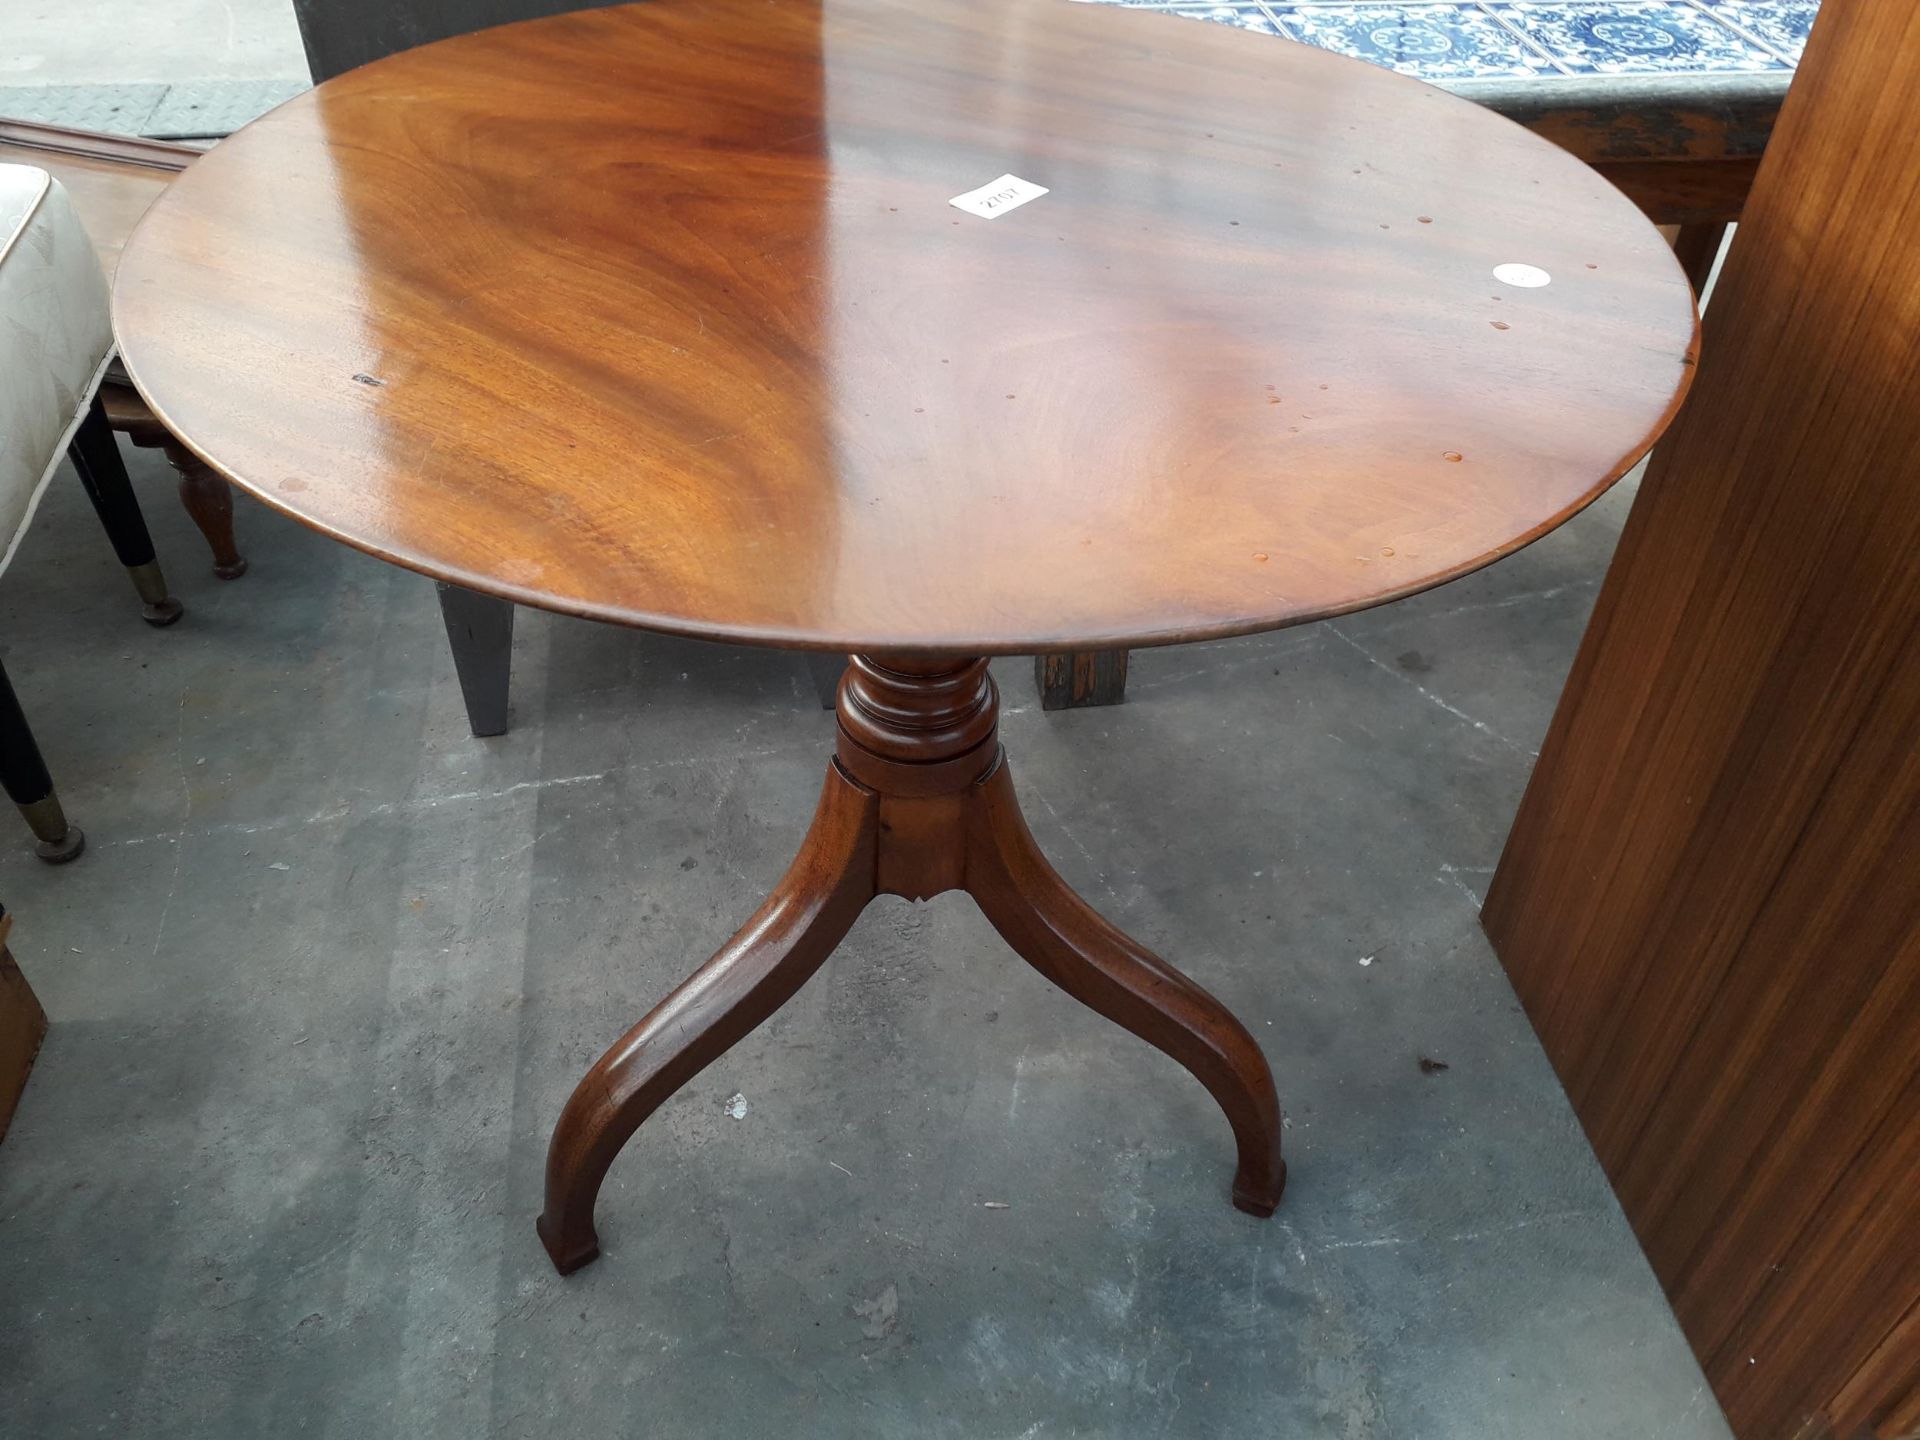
[0, 0, 307, 139]
[1, 0, 305, 86]
[0, 440, 1734, 1439]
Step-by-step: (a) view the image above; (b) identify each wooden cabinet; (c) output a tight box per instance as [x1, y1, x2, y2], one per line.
[1482, 3, 1920, 1436]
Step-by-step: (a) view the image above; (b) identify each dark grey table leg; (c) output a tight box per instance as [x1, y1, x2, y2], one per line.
[1034, 650, 1130, 709]
[803, 653, 845, 709]
[435, 582, 513, 736]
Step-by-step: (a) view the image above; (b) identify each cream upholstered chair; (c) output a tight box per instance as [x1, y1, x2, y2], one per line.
[1, 163, 183, 863]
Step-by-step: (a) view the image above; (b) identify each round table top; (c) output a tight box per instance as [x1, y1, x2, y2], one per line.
[114, 0, 1697, 655]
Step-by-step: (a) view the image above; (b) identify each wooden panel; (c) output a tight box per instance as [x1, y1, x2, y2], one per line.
[1452, 72, 1778, 222]
[1456, 72, 1784, 162]
[1587, 157, 1757, 226]
[1829, 1302, 1920, 1438]
[1481, 1, 1920, 1436]
[0, 913, 49, 1143]
[0, 120, 198, 170]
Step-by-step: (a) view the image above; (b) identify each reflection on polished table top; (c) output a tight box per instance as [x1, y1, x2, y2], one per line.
[113, 0, 1696, 655]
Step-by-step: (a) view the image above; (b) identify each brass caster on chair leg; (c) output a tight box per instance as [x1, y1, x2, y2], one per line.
[19, 795, 84, 864]
[35, 826, 85, 864]
[129, 561, 184, 627]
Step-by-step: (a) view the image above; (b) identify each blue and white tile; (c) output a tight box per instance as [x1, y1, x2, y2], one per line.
[1272, 4, 1560, 79]
[1069, 0, 1290, 32]
[1487, 0, 1788, 73]
[1695, 0, 1818, 62]
[1157, 3, 1293, 34]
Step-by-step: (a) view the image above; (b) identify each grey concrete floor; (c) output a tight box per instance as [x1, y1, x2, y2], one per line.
[0, 0, 307, 140]
[0, 440, 1733, 1439]
[2, 0, 305, 86]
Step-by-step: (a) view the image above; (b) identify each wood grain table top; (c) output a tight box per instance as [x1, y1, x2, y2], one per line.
[112, 0, 1697, 654]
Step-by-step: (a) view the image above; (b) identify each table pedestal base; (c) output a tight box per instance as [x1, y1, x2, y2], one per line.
[537, 655, 1285, 1274]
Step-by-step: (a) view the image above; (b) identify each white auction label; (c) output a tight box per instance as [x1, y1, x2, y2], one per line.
[1493, 262, 1553, 288]
[949, 174, 1049, 219]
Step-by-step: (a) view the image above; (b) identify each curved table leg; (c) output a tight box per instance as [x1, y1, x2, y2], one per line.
[964, 760, 1285, 1215]
[536, 763, 879, 1273]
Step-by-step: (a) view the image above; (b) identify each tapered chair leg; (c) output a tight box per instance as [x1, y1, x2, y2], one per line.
[67, 395, 183, 627]
[435, 582, 514, 736]
[0, 659, 83, 863]
[964, 759, 1285, 1215]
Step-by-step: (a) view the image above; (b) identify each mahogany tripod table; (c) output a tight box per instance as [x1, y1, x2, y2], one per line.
[110, 0, 1698, 1274]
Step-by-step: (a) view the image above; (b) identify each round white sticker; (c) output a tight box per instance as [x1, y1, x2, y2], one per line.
[1493, 263, 1553, 288]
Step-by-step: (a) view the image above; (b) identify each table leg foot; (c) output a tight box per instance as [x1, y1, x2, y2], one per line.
[965, 758, 1285, 1217]
[537, 764, 878, 1275]
[535, 1213, 600, 1276]
[1233, 1160, 1287, 1217]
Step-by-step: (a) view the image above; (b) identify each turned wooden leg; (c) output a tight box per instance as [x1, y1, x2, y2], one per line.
[68, 397, 183, 627]
[536, 763, 879, 1273]
[964, 759, 1285, 1215]
[162, 439, 248, 579]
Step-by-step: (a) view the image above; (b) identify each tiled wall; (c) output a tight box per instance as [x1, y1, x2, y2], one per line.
[1078, 0, 1816, 80]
